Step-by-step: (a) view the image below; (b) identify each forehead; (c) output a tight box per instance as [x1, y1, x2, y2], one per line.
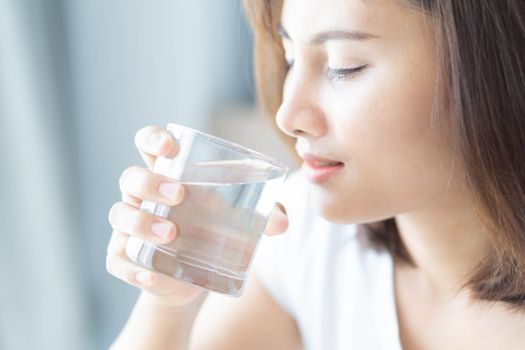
[281, 0, 416, 41]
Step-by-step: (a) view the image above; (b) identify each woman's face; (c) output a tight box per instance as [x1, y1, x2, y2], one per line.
[277, 0, 463, 223]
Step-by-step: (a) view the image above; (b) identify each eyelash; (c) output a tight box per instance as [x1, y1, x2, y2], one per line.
[327, 65, 368, 81]
[284, 60, 367, 81]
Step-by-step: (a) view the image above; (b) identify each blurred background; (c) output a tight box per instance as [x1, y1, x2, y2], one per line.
[0, 0, 294, 349]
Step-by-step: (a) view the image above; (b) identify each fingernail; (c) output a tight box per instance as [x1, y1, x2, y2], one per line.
[159, 182, 183, 202]
[151, 222, 172, 240]
[276, 202, 287, 216]
[135, 271, 152, 284]
[147, 131, 163, 146]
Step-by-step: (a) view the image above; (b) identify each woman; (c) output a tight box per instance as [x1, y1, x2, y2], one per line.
[106, 0, 525, 348]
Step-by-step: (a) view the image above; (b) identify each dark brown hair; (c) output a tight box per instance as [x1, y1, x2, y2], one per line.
[242, 0, 525, 309]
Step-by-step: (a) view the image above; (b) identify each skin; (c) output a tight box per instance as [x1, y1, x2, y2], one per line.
[279, 0, 473, 291]
[278, 0, 525, 348]
[108, 126, 301, 350]
[107, 0, 525, 348]
[107, 125, 289, 307]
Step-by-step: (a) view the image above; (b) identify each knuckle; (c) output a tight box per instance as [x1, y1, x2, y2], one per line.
[106, 254, 136, 286]
[130, 206, 150, 234]
[135, 125, 160, 150]
[108, 202, 122, 226]
[135, 169, 154, 195]
[134, 129, 144, 148]
[121, 166, 153, 196]
[106, 254, 117, 275]
[107, 231, 124, 255]
[124, 268, 138, 285]
[106, 241, 115, 255]
[134, 126, 152, 146]
[119, 166, 137, 191]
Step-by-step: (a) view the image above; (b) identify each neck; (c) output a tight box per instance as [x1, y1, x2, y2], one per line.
[394, 191, 488, 299]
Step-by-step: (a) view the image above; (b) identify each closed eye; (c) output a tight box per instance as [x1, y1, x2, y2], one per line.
[284, 60, 368, 82]
[327, 65, 368, 81]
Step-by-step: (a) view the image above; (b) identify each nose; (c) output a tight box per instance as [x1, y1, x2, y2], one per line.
[275, 68, 328, 139]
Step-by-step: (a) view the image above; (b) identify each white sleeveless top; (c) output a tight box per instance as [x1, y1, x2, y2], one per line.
[252, 171, 403, 350]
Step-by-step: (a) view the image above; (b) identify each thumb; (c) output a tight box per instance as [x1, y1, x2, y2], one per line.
[263, 202, 289, 236]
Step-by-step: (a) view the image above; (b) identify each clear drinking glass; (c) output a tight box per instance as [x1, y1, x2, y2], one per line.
[126, 123, 288, 296]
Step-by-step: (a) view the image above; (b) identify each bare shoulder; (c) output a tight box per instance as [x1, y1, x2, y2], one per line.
[189, 273, 302, 350]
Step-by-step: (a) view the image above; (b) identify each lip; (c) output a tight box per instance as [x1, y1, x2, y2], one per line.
[299, 153, 345, 183]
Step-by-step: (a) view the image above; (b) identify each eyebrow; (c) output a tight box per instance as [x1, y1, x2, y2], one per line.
[277, 23, 378, 44]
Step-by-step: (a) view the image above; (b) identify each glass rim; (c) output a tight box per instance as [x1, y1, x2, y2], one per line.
[166, 123, 289, 172]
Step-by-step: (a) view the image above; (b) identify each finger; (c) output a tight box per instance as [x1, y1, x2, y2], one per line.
[106, 253, 201, 297]
[107, 229, 129, 256]
[108, 201, 177, 244]
[122, 192, 142, 208]
[119, 165, 185, 207]
[106, 252, 158, 288]
[143, 271, 203, 299]
[263, 202, 289, 236]
[134, 126, 180, 169]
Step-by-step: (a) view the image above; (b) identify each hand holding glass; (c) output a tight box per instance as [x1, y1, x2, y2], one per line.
[125, 123, 288, 296]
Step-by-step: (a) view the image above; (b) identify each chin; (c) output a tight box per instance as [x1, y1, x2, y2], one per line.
[318, 207, 352, 224]
[312, 190, 355, 224]
[311, 187, 390, 225]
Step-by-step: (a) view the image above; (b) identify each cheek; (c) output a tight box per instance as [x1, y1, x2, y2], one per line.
[359, 64, 450, 198]
[315, 63, 457, 222]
